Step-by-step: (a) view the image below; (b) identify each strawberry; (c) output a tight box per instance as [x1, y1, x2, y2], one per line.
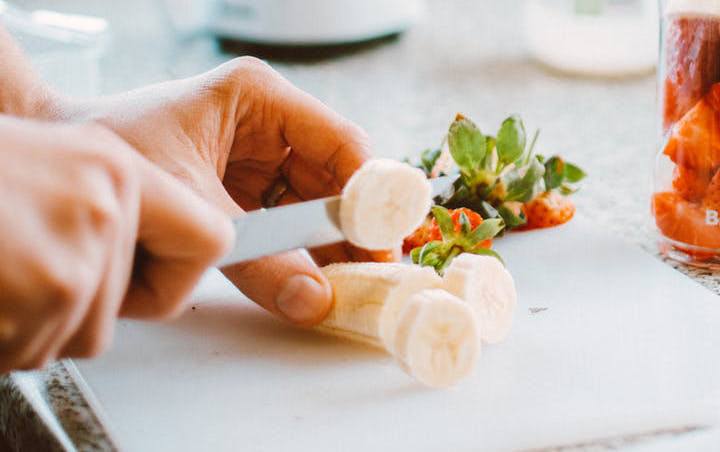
[521, 191, 575, 230]
[403, 208, 491, 253]
[664, 82, 720, 171]
[662, 16, 720, 132]
[673, 164, 712, 201]
[654, 191, 720, 249]
[702, 167, 720, 211]
[410, 206, 504, 273]
[402, 217, 434, 253]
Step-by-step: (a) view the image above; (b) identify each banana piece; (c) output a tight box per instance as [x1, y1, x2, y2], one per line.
[393, 289, 480, 387]
[316, 263, 479, 387]
[317, 262, 442, 349]
[340, 158, 432, 250]
[442, 253, 517, 344]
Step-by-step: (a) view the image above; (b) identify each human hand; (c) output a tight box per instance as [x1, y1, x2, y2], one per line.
[61, 57, 399, 327]
[0, 117, 233, 372]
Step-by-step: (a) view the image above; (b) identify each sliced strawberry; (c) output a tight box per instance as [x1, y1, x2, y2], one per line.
[702, 167, 720, 211]
[402, 208, 491, 253]
[654, 191, 720, 249]
[402, 217, 434, 253]
[673, 164, 712, 202]
[664, 83, 720, 171]
[520, 191, 575, 230]
[663, 16, 720, 132]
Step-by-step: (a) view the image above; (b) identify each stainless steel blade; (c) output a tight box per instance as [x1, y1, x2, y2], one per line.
[217, 174, 455, 266]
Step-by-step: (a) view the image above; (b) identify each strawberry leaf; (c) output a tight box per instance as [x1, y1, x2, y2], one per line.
[466, 218, 505, 246]
[431, 206, 456, 240]
[543, 156, 565, 190]
[469, 247, 505, 265]
[419, 241, 443, 266]
[448, 115, 487, 172]
[503, 157, 546, 203]
[410, 246, 422, 264]
[496, 115, 526, 167]
[559, 184, 579, 195]
[564, 162, 586, 183]
[497, 203, 526, 229]
[419, 147, 442, 175]
[459, 211, 471, 235]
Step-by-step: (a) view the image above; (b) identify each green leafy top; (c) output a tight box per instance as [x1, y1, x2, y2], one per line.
[435, 114, 585, 230]
[411, 206, 505, 274]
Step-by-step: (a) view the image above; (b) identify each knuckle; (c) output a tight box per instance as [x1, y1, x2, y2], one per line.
[76, 156, 135, 232]
[46, 262, 96, 312]
[214, 56, 281, 94]
[226, 56, 274, 77]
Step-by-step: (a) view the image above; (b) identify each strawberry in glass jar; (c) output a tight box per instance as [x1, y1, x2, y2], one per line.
[654, 0, 720, 266]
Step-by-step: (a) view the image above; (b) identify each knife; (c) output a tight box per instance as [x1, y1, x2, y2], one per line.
[217, 175, 455, 266]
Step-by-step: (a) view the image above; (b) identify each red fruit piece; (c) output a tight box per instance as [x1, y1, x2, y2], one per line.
[402, 217, 434, 253]
[402, 208, 491, 253]
[663, 16, 720, 132]
[664, 83, 720, 171]
[521, 191, 575, 230]
[447, 208, 492, 248]
[672, 164, 712, 201]
[702, 167, 720, 211]
[654, 191, 720, 249]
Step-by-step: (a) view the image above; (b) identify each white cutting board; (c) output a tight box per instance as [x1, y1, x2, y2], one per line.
[74, 217, 720, 451]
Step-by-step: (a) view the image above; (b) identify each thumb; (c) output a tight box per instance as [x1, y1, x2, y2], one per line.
[221, 251, 332, 328]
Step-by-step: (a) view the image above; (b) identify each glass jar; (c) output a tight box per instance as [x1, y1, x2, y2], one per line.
[654, 0, 720, 266]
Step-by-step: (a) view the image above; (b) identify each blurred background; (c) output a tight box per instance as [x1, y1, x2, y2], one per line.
[1, 0, 659, 240]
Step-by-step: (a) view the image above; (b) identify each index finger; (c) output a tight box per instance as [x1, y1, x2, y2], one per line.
[121, 153, 235, 319]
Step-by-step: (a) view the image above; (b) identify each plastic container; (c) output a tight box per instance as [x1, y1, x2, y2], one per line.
[653, 0, 720, 266]
[524, 0, 658, 77]
[0, 1, 109, 98]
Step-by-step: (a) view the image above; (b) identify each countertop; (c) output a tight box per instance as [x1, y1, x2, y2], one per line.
[2, 0, 720, 450]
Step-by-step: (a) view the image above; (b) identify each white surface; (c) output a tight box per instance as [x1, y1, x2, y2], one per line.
[75, 217, 720, 452]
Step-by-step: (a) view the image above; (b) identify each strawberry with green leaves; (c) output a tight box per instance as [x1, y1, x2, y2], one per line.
[403, 207, 491, 253]
[435, 114, 585, 231]
[411, 206, 504, 274]
[521, 190, 575, 230]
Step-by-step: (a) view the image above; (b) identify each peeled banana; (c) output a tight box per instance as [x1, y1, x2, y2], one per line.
[442, 253, 517, 344]
[317, 262, 442, 348]
[316, 262, 480, 387]
[393, 289, 480, 387]
[340, 159, 432, 250]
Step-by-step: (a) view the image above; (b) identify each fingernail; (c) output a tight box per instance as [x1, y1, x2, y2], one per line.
[276, 275, 331, 325]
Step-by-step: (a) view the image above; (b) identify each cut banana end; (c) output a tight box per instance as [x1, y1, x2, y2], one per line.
[340, 158, 432, 250]
[392, 289, 481, 388]
[442, 254, 517, 344]
[316, 262, 442, 349]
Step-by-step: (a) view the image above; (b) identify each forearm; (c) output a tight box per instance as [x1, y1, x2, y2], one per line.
[0, 27, 64, 119]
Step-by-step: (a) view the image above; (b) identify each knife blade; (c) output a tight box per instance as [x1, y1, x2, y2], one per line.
[217, 175, 455, 267]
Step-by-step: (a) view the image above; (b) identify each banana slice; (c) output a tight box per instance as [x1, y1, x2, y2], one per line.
[392, 289, 480, 387]
[317, 262, 442, 349]
[340, 158, 432, 250]
[442, 253, 517, 344]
